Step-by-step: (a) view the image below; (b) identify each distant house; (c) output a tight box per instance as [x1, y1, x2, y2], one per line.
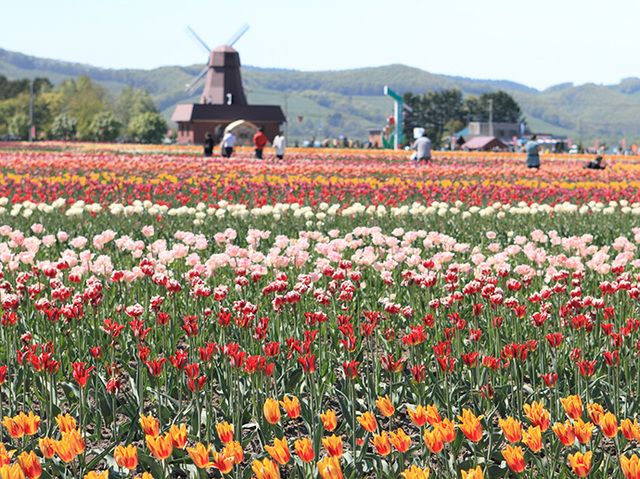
[461, 136, 506, 151]
[172, 104, 285, 145]
[468, 122, 521, 141]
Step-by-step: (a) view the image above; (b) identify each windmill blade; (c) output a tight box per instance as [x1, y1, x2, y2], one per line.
[225, 23, 249, 47]
[186, 26, 211, 53]
[185, 66, 209, 95]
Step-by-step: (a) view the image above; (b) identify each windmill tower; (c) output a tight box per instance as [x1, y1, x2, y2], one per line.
[186, 25, 249, 105]
[172, 24, 286, 146]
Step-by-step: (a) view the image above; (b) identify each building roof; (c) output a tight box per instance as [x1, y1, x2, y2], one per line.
[462, 136, 506, 150]
[171, 104, 286, 123]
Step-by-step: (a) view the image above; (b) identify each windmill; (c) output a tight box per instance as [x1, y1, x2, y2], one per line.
[185, 24, 250, 105]
[171, 23, 285, 146]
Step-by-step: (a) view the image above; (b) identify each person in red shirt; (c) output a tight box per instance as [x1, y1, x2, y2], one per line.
[253, 128, 267, 159]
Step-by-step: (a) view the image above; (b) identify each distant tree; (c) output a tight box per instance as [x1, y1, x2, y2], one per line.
[116, 87, 158, 130]
[128, 112, 167, 144]
[51, 113, 78, 140]
[465, 91, 523, 123]
[403, 89, 466, 147]
[88, 112, 121, 142]
[0, 75, 52, 101]
[8, 113, 29, 139]
[60, 76, 111, 139]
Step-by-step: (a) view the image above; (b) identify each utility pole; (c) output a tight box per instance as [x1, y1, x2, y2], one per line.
[488, 99, 494, 137]
[29, 80, 34, 141]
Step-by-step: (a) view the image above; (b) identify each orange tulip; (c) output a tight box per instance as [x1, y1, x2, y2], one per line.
[265, 437, 290, 465]
[63, 429, 85, 455]
[146, 433, 173, 460]
[461, 465, 484, 479]
[83, 472, 109, 479]
[132, 474, 153, 479]
[294, 438, 314, 462]
[114, 444, 138, 470]
[55, 414, 77, 434]
[435, 417, 456, 442]
[14, 412, 40, 437]
[621, 453, 640, 479]
[621, 418, 640, 441]
[279, 396, 300, 419]
[600, 412, 618, 438]
[522, 425, 542, 452]
[317, 456, 343, 479]
[17, 451, 41, 479]
[587, 402, 604, 426]
[320, 409, 337, 431]
[568, 451, 592, 477]
[216, 421, 234, 443]
[502, 445, 525, 473]
[552, 420, 576, 446]
[169, 424, 188, 449]
[2, 416, 24, 438]
[407, 405, 428, 427]
[423, 404, 442, 426]
[357, 411, 377, 432]
[53, 437, 77, 463]
[186, 442, 213, 468]
[375, 395, 395, 417]
[371, 432, 391, 456]
[322, 434, 343, 458]
[0, 464, 25, 479]
[457, 409, 484, 442]
[211, 450, 235, 474]
[560, 395, 583, 420]
[38, 438, 55, 459]
[499, 416, 522, 443]
[523, 401, 550, 431]
[139, 414, 160, 437]
[252, 458, 281, 479]
[401, 465, 430, 479]
[389, 428, 411, 452]
[573, 418, 593, 444]
[0, 444, 14, 467]
[263, 398, 281, 425]
[223, 441, 244, 464]
[423, 428, 443, 453]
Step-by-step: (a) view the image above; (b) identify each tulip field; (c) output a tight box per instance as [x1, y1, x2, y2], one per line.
[3, 142, 640, 479]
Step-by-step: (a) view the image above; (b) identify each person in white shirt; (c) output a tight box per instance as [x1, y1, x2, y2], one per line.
[412, 132, 432, 164]
[220, 131, 236, 158]
[273, 131, 286, 159]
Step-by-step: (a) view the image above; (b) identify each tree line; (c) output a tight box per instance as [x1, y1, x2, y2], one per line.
[0, 75, 167, 143]
[402, 90, 523, 147]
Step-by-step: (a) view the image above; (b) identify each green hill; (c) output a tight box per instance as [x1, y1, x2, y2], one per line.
[2, 47, 639, 144]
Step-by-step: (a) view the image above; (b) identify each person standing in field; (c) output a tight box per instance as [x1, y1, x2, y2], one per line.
[253, 128, 267, 159]
[203, 132, 214, 157]
[220, 130, 236, 158]
[525, 134, 540, 169]
[273, 131, 286, 159]
[412, 132, 432, 164]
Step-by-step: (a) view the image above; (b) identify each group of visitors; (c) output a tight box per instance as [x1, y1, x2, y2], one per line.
[408, 132, 607, 170]
[526, 135, 606, 170]
[202, 128, 286, 159]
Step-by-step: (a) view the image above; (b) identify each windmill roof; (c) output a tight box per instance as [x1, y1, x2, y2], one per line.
[171, 104, 286, 123]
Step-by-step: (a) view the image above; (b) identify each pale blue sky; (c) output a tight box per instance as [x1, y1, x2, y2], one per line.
[2, 0, 637, 91]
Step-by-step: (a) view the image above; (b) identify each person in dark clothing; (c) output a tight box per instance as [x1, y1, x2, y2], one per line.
[203, 132, 214, 157]
[584, 155, 605, 170]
